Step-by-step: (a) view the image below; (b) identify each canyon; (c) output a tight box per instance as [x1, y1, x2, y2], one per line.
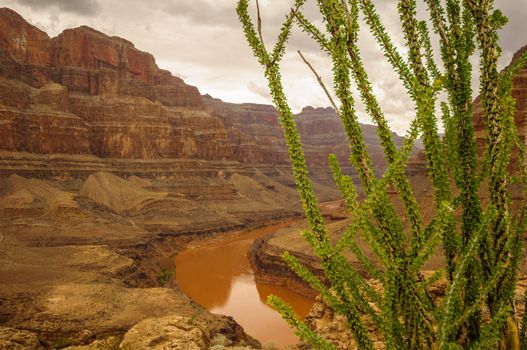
[3, 4, 525, 349]
[0, 7, 415, 349]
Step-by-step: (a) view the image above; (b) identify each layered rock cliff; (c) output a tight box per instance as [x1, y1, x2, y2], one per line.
[295, 106, 406, 175]
[0, 7, 233, 160]
[204, 96, 410, 189]
[0, 6, 409, 174]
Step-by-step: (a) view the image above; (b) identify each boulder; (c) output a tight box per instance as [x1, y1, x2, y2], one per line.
[0, 327, 44, 350]
[119, 316, 210, 350]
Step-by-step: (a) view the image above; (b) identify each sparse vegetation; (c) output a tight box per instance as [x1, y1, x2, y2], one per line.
[157, 267, 175, 287]
[50, 337, 73, 349]
[238, 0, 527, 349]
[211, 333, 231, 347]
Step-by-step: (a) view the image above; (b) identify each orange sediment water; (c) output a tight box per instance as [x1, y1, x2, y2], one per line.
[175, 223, 314, 346]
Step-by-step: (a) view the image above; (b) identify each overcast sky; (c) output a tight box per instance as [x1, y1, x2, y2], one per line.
[0, 0, 525, 134]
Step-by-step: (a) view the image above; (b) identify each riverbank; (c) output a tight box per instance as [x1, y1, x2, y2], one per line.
[248, 201, 353, 298]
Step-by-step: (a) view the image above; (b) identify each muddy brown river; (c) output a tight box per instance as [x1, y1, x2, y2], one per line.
[175, 223, 314, 346]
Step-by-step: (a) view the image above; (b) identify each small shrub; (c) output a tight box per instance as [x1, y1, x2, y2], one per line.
[211, 333, 230, 347]
[51, 337, 73, 349]
[157, 267, 175, 287]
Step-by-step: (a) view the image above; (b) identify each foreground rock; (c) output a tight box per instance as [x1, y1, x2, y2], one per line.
[119, 316, 211, 350]
[1, 318, 259, 350]
[0, 327, 45, 350]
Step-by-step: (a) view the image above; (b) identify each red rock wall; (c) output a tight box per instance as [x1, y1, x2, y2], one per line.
[471, 44, 527, 174]
[205, 96, 407, 175]
[0, 8, 51, 66]
[0, 6, 205, 107]
[0, 8, 227, 159]
[406, 46, 527, 195]
[204, 96, 289, 164]
[0, 8, 414, 168]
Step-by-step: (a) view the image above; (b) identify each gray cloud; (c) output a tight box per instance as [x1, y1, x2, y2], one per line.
[14, 0, 101, 16]
[247, 81, 271, 100]
[495, 0, 527, 63]
[164, 0, 236, 27]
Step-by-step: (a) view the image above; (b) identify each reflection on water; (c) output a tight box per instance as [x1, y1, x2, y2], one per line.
[175, 224, 314, 346]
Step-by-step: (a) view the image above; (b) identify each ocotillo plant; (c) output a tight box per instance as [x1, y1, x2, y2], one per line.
[237, 0, 527, 349]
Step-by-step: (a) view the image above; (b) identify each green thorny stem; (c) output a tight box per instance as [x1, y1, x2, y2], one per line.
[237, 0, 527, 349]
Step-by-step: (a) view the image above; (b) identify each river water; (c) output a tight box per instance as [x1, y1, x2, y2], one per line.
[175, 223, 314, 346]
